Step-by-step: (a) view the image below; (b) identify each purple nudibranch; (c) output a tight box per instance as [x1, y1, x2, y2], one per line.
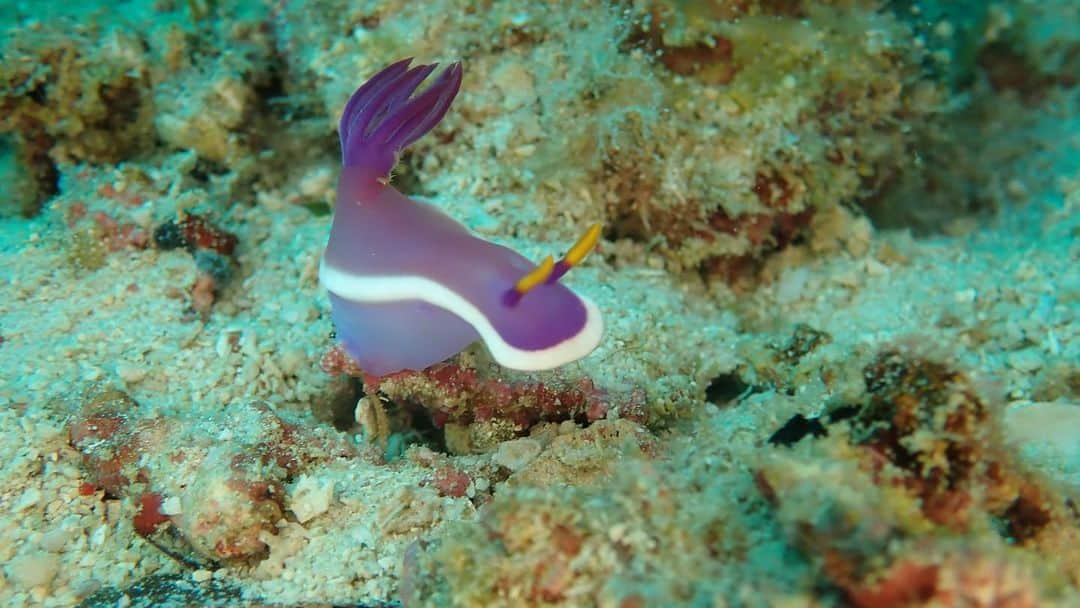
[320, 59, 604, 375]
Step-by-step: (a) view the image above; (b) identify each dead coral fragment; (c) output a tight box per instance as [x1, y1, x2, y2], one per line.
[854, 350, 995, 529]
[153, 212, 239, 313]
[65, 206, 151, 271]
[756, 348, 1080, 605]
[70, 395, 354, 565]
[400, 431, 668, 608]
[67, 384, 143, 497]
[0, 134, 55, 217]
[0, 25, 153, 214]
[844, 548, 1044, 608]
[321, 345, 647, 450]
[153, 212, 238, 257]
[620, 5, 935, 275]
[151, 14, 277, 167]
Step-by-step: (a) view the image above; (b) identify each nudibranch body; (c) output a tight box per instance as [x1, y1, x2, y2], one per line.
[320, 59, 604, 376]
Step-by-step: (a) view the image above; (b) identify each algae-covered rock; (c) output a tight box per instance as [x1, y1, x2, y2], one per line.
[275, 0, 942, 278]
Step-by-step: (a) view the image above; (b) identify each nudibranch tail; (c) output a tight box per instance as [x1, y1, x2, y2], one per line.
[339, 58, 463, 176]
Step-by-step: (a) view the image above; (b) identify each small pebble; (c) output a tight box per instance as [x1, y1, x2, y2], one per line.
[116, 363, 147, 384]
[1006, 349, 1043, 373]
[953, 288, 976, 304]
[160, 495, 183, 516]
[493, 437, 542, 472]
[5, 551, 60, 589]
[290, 476, 334, 523]
[40, 528, 69, 553]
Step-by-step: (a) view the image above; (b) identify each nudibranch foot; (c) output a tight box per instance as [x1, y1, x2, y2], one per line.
[321, 60, 604, 375]
[328, 294, 479, 377]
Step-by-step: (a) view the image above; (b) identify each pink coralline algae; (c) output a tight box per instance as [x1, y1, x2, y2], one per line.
[69, 388, 354, 564]
[152, 211, 240, 313]
[321, 345, 646, 431]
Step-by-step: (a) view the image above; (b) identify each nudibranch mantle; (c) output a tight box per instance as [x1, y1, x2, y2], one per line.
[320, 59, 603, 376]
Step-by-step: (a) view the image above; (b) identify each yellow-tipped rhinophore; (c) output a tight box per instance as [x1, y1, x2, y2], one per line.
[563, 223, 602, 268]
[513, 255, 555, 296]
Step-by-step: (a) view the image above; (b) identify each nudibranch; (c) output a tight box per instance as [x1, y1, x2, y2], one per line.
[319, 59, 604, 376]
